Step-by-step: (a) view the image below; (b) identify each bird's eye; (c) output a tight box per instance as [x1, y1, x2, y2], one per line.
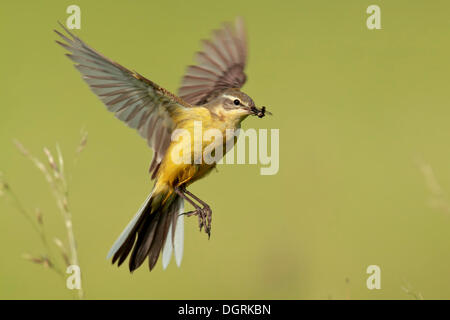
[233, 99, 240, 106]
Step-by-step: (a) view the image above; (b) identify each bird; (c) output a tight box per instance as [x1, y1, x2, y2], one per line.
[55, 17, 269, 272]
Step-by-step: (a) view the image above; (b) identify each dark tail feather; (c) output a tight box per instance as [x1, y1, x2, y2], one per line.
[109, 192, 181, 272]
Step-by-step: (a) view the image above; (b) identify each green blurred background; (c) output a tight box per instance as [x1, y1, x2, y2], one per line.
[1, 0, 450, 299]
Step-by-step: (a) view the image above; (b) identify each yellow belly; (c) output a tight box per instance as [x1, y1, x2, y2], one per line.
[154, 107, 241, 193]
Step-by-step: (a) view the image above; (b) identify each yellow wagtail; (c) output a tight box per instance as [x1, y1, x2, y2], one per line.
[55, 17, 268, 272]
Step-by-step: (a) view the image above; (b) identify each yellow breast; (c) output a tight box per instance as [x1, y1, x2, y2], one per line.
[155, 107, 240, 190]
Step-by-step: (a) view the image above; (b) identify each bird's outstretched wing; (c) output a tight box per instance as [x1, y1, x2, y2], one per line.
[55, 23, 191, 178]
[178, 17, 247, 105]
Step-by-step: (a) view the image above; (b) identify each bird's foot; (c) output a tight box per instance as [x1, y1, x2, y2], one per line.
[183, 206, 212, 239]
[183, 209, 205, 232]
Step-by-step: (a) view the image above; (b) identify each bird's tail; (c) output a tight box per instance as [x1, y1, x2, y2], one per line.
[107, 187, 184, 272]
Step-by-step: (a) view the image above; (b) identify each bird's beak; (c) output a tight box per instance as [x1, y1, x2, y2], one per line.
[250, 106, 271, 118]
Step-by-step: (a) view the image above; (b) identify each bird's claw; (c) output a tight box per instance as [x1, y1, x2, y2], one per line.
[182, 206, 212, 238]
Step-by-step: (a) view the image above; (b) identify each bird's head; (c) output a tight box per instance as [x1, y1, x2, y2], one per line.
[208, 88, 270, 123]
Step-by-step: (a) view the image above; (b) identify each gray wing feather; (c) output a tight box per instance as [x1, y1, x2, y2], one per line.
[55, 23, 191, 176]
[178, 17, 247, 105]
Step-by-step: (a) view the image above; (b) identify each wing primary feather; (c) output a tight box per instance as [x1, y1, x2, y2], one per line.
[56, 24, 192, 176]
[178, 17, 248, 105]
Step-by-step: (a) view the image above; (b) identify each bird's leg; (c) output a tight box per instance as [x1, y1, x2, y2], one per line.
[182, 189, 212, 237]
[174, 187, 205, 231]
[174, 186, 212, 238]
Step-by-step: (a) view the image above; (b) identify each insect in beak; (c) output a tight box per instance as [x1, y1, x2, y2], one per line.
[250, 106, 271, 118]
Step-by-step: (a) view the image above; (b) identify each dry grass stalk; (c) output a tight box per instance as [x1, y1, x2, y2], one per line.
[1, 132, 88, 299]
